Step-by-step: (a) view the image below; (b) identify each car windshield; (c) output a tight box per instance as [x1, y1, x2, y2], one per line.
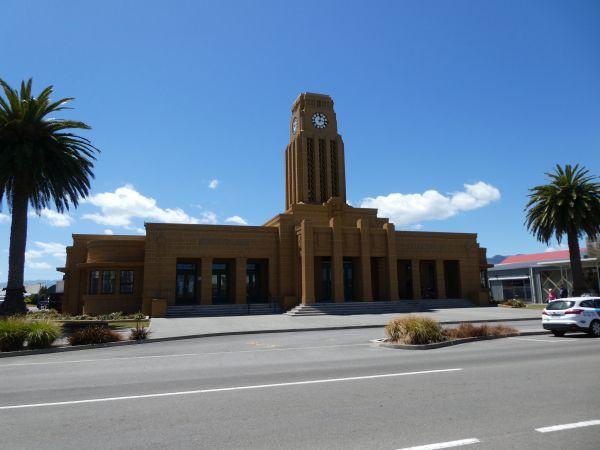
[546, 301, 575, 310]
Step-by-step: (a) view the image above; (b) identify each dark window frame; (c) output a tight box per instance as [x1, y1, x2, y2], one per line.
[89, 270, 100, 295]
[119, 270, 135, 294]
[102, 270, 116, 294]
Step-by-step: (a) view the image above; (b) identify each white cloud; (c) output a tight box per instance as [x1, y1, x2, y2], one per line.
[359, 181, 501, 227]
[27, 262, 52, 270]
[29, 208, 74, 227]
[26, 242, 67, 261]
[82, 184, 200, 227]
[208, 179, 219, 189]
[199, 211, 218, 224]
[103, 229, 114, 235]
[0, 213, 9, 223]
[545, 243, 569, 252]
[25, 242, 66, 271]
[225, 215, 248, 225]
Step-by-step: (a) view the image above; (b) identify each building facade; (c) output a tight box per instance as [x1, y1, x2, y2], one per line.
[489, 247, 600, 303]
[60, 93, 490, 316]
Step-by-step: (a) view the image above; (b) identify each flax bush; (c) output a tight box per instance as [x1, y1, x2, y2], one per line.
[0, 317, 28, 351]
[68, 326, 122, 346]
[26, 320, 62, 349]
[385, 316, 446, 345]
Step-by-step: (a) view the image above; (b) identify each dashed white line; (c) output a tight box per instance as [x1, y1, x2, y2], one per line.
[0, 343, 371, 368]
[508, 337, 568, 343]
[397, 437, 480, 449]
[536, 419, 600, 433]
[0, 368, 462, 410]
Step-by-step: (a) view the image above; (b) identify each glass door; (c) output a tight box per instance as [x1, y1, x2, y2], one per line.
[176, 263, 197, 304]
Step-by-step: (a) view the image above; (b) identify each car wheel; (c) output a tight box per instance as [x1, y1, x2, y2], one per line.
[588, 320, 600, 337]
[551, 330, 565, 337]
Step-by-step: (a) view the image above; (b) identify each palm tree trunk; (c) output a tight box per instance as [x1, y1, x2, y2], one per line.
[567, 229, 587, 296]
[1, 190, 28, 315]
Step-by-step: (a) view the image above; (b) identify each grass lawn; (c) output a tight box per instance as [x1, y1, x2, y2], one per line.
[525, 304, 546, 310]
[108, 320, 151, 330]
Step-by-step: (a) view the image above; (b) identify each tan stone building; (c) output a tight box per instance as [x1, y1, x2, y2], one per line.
[60, 93, 490, 316]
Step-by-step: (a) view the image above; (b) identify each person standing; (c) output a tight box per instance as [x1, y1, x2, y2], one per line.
[559, 285, 568, 298]
[547, 288, 557, 302]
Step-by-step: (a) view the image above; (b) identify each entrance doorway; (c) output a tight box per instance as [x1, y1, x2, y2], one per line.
[316, 257, 332, 302]
[176, 263, 197, 304]
[444, 260, 461, 298]
[343, 257, 356, 301]
[246, 259, 268, 303]
[397, 260, 413, 299]
[212, 261, 233, 304]
[419, 260, 437, 299]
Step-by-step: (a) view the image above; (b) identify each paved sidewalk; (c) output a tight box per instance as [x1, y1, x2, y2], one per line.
[149, 307, 542, 341]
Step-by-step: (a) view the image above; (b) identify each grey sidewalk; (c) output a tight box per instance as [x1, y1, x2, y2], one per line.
[148, 307, 543, 341]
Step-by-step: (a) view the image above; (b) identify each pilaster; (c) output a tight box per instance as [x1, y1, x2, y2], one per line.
[384, 223, 399, 301]
[357, 219, 372, 301]
[200, 257, 213, 305]
[331, 216, 344, 302]
[300, 220, 315, 304]
[436, 259, 446, 299]
[411, 259, 421, 300]
[235, 257, 247, 304]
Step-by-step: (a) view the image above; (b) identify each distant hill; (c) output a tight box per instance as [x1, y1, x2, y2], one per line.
[487, 255, 508, 265]
[0, 280, 60, 289]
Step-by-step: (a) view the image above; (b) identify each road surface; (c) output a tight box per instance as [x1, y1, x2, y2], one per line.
[0, 326, 598, 449]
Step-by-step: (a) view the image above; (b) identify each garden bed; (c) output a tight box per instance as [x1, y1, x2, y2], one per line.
[380, 316, 519, 349]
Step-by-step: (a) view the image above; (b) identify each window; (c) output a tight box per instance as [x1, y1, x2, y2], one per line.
[546, 301, 575, 310]
[120, 270, 134, 294]
[579, 300, 594, 308]
[89, 270, 100, 294]
[102, 270, 116, 294]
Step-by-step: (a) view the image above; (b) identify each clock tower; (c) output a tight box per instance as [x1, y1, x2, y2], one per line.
[285, 93, 347, 210]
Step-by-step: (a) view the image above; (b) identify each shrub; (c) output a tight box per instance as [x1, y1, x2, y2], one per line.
[26, 320, 62, 349]
[0, 317, 29, 352]
[129, 325, 150, 341]
[68, 326, 122, 346]
[501, 299, 526, 308]
[385, 316, 446, 345]
[27, 309, 62, 320]
[445, 323, 517, 339]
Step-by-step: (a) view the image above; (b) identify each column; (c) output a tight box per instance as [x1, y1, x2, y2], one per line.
[436, 260, 446, 299]
[235, 257, 247, 304]
[200, 257, 213, 305]
[384, 223, 399, 301]
[357, 219, 372, 301]
[300, 219, 315, 304]
[412, 259, 421, 299]
[331, 216, 344, 303]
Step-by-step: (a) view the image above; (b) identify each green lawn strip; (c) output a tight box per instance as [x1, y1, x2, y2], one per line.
[108, 320, 150, 330]
[525, 304, 546, 310]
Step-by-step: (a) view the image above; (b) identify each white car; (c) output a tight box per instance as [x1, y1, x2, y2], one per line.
[542, 297, 600, 337]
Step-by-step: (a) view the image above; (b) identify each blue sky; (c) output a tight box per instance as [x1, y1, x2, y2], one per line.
[2, 0, 599, 281]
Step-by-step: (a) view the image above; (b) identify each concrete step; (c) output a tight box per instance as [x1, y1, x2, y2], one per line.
[285, 299, 474, 316]
[166, 303, 281, 318]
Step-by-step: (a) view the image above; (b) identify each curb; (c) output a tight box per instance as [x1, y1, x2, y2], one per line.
[375, 330, 551, 350]
[0, 317, 542, 359]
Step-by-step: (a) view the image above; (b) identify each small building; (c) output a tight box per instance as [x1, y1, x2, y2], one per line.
[488, 247, 600, 303]
[60, 93, 491, 316]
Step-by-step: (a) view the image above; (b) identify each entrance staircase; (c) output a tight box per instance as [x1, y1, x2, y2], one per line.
[166, 303, 281, 318]
[285, 299, 474, 316]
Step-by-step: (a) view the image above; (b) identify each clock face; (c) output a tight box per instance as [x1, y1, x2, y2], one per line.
[312, 112, 328, 129]
[292, 117, 298, 134]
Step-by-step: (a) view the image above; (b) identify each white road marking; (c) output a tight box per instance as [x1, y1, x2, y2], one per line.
[0, 343, 372, 368]
[508, 337, 568, 343]
[536, 419, 600, 433]
[0, 368, 462, 410]
[397, 437, 480, 449]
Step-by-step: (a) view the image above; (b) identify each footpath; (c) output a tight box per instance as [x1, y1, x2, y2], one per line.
[148, 307, 543, 342]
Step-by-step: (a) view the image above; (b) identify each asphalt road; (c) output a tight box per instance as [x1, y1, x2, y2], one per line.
[1, 326, 599, 449]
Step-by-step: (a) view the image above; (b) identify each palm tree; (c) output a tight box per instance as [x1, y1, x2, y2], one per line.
[525, 164, 600, 296]
[0, 79, 98, 314]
